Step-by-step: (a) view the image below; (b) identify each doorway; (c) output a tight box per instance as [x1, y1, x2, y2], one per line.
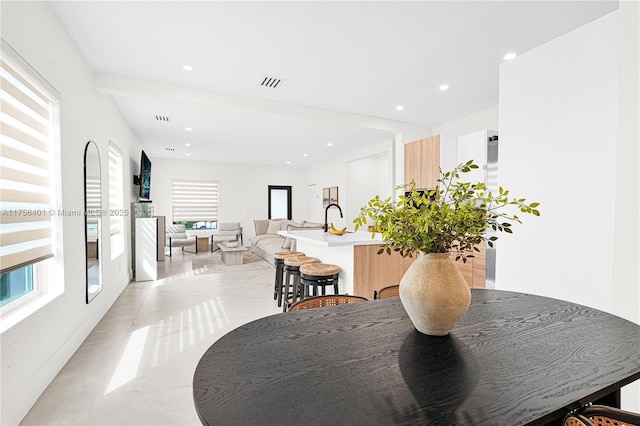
[268, 185, 292, 219]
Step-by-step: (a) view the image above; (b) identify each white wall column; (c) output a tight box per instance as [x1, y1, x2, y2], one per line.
[611, 0, 640, 411]
[497, 12, 618, 311]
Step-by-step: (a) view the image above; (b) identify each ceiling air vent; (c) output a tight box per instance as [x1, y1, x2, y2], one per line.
[155, 115, 170, 121]
[260, 76, 282, 89]
[165, 147, 175, 152]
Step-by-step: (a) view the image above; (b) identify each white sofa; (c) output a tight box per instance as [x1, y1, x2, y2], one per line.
[250, 219, 323, 263]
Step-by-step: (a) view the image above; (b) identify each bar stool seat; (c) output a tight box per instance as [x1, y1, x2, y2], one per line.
[274, 251, 304, 260]
[283, 256, 319, 312]
[299, 263, 340, 298]
[273, 251, 304, 307]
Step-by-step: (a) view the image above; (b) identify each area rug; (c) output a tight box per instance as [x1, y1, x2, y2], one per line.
[192, 252, 273, 274]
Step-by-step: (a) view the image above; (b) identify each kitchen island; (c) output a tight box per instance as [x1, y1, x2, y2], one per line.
[279, 229, 416, 298]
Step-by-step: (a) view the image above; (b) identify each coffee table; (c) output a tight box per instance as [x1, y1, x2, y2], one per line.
[218, 243, 248, 266]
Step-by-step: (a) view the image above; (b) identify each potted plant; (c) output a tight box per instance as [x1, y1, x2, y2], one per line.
[354, 160, 540, 335]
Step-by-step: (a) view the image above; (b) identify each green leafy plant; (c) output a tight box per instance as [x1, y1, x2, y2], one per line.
[353, 160, 540, 261]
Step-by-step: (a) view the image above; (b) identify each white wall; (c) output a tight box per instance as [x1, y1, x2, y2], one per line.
[150, 158, 307, 241]
[432, 106, 499, 172]
[0, 2, 143, 424]
[610, 0, 640, 410]
[497, 13, 618, 309]
[432, 105, 499, 137]
[499, 11, 640, 411]
[345, 153, 390, 228]
[610, 0, 640, 327]
[306, 140, 395, 230]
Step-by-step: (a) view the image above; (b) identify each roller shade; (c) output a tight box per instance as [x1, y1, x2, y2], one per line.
[0, 43, 59, 274]
[85, 177, 101, 223]
[172, 179, 219, 223]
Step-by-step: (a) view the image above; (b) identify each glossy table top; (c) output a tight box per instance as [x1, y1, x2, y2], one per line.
[193, 290, 640, 425]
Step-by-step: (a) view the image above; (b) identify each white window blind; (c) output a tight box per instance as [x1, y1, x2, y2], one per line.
[108, 142, 124, 259]
[85, 177, 101, 224]
[0, 41, 59, 274]
[172, 179, 219, 223]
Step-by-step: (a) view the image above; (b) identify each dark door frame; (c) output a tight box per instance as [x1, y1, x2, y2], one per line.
[268, 185, 292, 220]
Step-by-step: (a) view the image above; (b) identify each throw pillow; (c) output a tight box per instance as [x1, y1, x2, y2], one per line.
[301, 220, 324, 228]
[266, 219, 283, 235]
[254, 220, 269, 236]
[282, 237, 292, 249]
[281, 222, 301, 249]
[280, 220, 301, 231]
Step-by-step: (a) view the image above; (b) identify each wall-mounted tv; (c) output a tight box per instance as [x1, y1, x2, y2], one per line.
[138, 150, 151, 201]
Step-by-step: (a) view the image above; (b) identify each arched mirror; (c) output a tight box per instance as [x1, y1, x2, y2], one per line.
[84, 141, 102, 303]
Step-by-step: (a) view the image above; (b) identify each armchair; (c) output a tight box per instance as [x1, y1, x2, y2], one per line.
[165, 224, 197, 257]
[211, 222, 243, 252]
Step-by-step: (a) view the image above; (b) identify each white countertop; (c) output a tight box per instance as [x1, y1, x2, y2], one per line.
[278, 229, 384, 247]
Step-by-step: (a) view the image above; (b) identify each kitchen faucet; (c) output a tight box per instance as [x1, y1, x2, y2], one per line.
[324, 203, 343, 232]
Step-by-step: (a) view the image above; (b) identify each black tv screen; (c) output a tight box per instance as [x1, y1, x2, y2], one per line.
[139, 150, 151, 200]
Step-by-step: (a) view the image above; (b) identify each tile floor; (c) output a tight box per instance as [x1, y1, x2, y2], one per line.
[21, 250, 281, 425]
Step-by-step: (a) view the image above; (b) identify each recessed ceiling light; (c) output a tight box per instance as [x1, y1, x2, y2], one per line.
[182, 65, 194, 71]
[396, 105, 404, 111]
[185, 127, 192, 131]
[185, 153, 190, 157]
[185, 143, 191, 147]
[504, 52, 517, 61]
[439, 84, 449, 91]
[286, 161, 291, 164]
[327, 143, 333, 147]
[303, 153, 308, 157]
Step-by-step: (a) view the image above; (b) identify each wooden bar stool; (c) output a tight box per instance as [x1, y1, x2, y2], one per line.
[299, 263, 340, 299]
[283, 256, 319, 312]
[273, 251, 304, 307]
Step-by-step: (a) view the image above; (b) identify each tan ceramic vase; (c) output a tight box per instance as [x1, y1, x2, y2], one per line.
[399, 252, 471, 336]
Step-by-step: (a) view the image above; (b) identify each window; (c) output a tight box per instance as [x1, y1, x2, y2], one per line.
[0, 265, 33, 307]
[172, 179, 219, 229]
[175, 221, 217, 230]
[0, 39, 60, 309]
[108, 141, 124, 259]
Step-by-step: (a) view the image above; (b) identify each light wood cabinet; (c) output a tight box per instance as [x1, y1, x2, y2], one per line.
[404, 134, 486, 289]
[450, 244, 486, 289]
[353, 245, 416, 299]
[403, 135, 440, 188]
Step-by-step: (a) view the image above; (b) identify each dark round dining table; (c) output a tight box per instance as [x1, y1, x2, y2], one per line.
[193, 289, 640, 425]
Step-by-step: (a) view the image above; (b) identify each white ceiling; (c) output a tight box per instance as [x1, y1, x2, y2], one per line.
[48, 1, 618, 166]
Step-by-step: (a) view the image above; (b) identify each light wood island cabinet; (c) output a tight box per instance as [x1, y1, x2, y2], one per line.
[279, 230, 417, 299]
[353, 245, 416, 299]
